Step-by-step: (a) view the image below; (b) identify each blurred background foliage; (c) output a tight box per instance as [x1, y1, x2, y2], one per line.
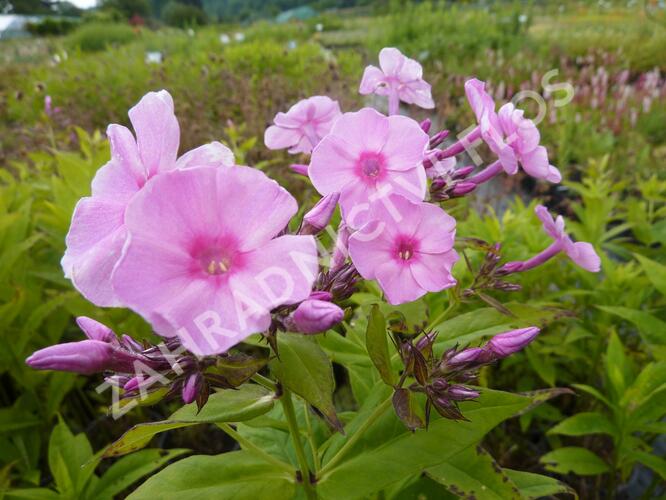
[0, 0, 665, 498]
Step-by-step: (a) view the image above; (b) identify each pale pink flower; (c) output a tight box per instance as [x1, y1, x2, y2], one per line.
[535, 205, 600, 271]
[348, 194, 458, 305]
[264, 96, 341, 154]
[360, 47, 435, 114]
[61, 90, 234, 307]
[500, 205, 601, 274]
[111, 166, 318, 355]
[464, 79, 560, 183]
[308, 108, 428, 228]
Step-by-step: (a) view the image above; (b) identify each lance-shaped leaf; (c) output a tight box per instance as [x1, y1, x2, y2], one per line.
[392, 388, 423, 431]
[504, 469, 577, 499]
[210, 353, 269, 387]
[365, 305, 395, 386]
[540, 447, 610, 476]
[128, 451, 295, 499]
[103, 384, 275, 457]
[427, 446, 521, 500]
[270, 334, 342, 431]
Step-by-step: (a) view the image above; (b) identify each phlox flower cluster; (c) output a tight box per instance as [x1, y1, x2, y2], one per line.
[27, 47, 601, 413]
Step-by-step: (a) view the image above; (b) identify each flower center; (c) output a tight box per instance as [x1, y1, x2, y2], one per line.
[357, 152, 386, 181]
[395, 237, 418, 262]
[196, 247, 235, 276]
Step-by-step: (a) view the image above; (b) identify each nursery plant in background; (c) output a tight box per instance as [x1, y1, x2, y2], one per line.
[16, 46, 608, 499]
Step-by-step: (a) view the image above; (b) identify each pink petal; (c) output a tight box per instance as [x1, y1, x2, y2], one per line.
[128, 90, 180, 177]
[333, 108, 389, 154]
[411, 203, 457, 254]
[566, 241, 601, 272]
[90, 158, 141, 203]
[233, 235, 318, 311]
[520, 145, 550, 179]
[397, 55, 423, 81]
[309, 135, 360, 194]
[383, 165, 427, 203]
[106, 123, 145, 183]
[348, 221, 396, 279]
[68, 225, 126, 307]
[381, 115, 429, 171]
[546, 165, 562, 183]
[410, 251, 458, 292]
[398, 79, 435, 109]
[359, 65, 386, 94]
[375, 260, 425, 305]
[378, 47, 404, 77]
[176, 142, 235, 169]
[264, 124, 303, 150]
[535, 205, 560, 240]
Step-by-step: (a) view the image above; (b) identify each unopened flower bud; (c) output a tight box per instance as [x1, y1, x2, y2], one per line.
[447, 347, 484, 367]
[452, 165, 475, 180]
[430, 378, 449, 393]
[121, 334, 144, 352]
[309, 290, 333, 301]
[488, 327, 540, 358]
[497, 261, 524, 275]
[26, 340, 140, 375]
[430, 178, 447, 191]
[76, 316, 116, 343]
[448, 385, 480, 401]
[182, 373, 200, 404]
[289, 299, 344, 334]
[451, 181, 476, 196]
[420, 118, 432, 133]
[290, 164, 309, 176]
[429, 129, 450, 148]
[300, 193, 339, 235]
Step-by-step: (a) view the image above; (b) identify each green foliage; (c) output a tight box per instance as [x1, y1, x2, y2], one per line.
[66, 22, 137, 52]
[162, 1, 208, 28]
[26, 18, 79, 37]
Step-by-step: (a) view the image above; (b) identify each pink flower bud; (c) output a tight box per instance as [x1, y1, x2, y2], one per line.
[289, 299, 344, 334]
[488, 327, 540, 358]
[26, 340, 139, 375]
[451, 181, 476, 196]
[420, 118, 432, 133]
[76, 316, 116, 343]
[330, 221, 350, 272]
[452, 165, 475, 180]
[309, 290, 333, 301]
[300, 193, 339, 235]
[182, 373, 200, 404]
[290, 164, 309, 176]
[429, 129, 450, 148]
[447, 347, 484, 367]
[448, 385, 480, 401]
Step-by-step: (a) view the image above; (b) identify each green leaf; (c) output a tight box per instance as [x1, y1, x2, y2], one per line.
[571, 384, 612, 408]
[548, 412, 615, 437]
[5, 488, 61, 500]
[605, 331, 628, 398]
[392, 388, 423, 431]
[47, 419, 96, 496]
[597, 306, 666, 359]
[127, 451, 295, 499]
[635, 254, 666, 297]
[270, 334, 342, 431]
[503, 469, 577, 499]
[628, 449, 666, 481]
[103, 385, 274, 457]
[90, 449, 189, 499]
[540, 447, 610, 476]
[318, 389, 530, 499]
[365, 305, 394, 386]
[427, 446, 521, 500]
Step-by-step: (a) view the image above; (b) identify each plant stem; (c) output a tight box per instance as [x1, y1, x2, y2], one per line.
[319, 396, 393, 478]
[251, 373, 277, 391]
[281, 389, 317, 500]
[302, 399, 321, 472]
[218, 422, 294, 474]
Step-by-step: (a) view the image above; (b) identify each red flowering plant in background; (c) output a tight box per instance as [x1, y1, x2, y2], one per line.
[25, 47, 600, 499]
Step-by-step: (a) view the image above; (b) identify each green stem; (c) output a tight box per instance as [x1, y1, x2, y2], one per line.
[251, 373, 278, 391]
[281, 389, 317, 500]
[302, 399, 321, 472]
[319, 396, 393, 478]
[218, 422, 293, 474]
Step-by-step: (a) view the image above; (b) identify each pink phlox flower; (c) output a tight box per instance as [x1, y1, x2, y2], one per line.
[308, 107, 428, 228]
[111, 165, 318, 355]
[359, 47, 435, 110]
[264, 96, 342, 154]
[348, 194, 458, 305]
[61, 90, 234, 307]
[535, 205, 601, 272]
